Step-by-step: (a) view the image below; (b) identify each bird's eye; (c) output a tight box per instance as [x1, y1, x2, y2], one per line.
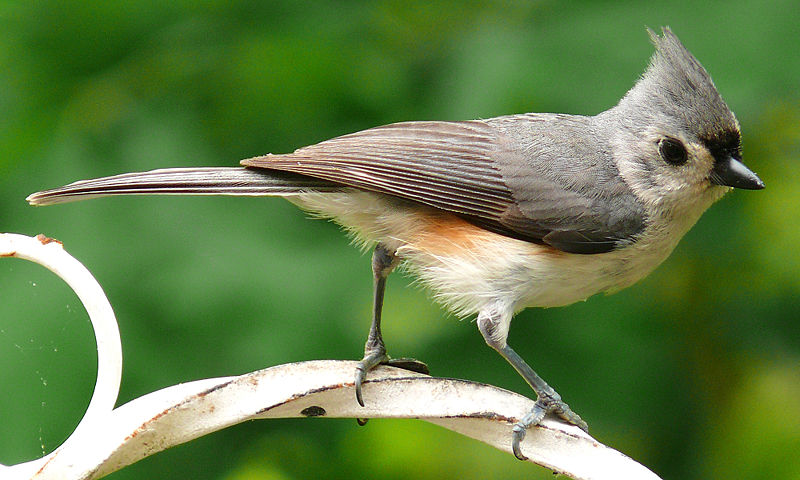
[658, 137, 688, 166]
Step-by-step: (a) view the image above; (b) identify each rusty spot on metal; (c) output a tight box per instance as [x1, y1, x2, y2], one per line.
[196, 379, 235, 398]
[444, 411, 515, 423]
[0, 251, 16, 257]
[125, 378, 237, 441]
[36, 233, 62, 246]
[300, 405, 326, 417]
[35, 450, 59, 475]
[125, 405, 176, 442]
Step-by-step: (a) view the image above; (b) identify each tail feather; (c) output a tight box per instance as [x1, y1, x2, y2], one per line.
[26, 167, 342, 206]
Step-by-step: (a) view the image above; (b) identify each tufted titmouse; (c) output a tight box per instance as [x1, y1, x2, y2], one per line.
[27, 27, 763, 459]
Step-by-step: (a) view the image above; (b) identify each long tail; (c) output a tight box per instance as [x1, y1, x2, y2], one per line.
[26, 167, 342, 206]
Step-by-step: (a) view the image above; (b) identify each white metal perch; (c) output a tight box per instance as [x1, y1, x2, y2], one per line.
[1, 232, 662, 480]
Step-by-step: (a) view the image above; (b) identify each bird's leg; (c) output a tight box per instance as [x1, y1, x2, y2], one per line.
[354, 243, 428, 407]
[477, 307, 588, 461]
[354, 244, 396, 405]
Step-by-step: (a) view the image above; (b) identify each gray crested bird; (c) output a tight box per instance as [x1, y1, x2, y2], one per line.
[27, 27, 763, 460]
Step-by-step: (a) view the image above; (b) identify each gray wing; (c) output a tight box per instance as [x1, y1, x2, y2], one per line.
[241, 118, 646, 254]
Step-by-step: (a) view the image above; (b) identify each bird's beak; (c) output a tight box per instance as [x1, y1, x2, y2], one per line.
[710, 156, 765, 190]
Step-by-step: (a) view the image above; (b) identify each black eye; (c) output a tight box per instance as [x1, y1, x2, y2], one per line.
[658, 137, 688, 165]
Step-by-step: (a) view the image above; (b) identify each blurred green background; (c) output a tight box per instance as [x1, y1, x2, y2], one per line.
[1, 1, 798, 479]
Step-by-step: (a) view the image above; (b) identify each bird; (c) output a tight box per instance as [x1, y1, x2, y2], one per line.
[27, 27, 763, 460]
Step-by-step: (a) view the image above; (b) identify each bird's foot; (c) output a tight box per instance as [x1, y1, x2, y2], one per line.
[511, 392, 588, 461]
[354, 351, 428, 406]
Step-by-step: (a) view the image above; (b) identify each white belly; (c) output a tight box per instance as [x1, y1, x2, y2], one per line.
[290, 189, 696, 317]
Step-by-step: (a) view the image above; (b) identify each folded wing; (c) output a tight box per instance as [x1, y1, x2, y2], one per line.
[242, 120, 645, 254]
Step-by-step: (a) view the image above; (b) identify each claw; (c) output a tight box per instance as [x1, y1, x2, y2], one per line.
[511, 400, 546, 461]
[354, 351, 386, 406]
[511, 423, 529, 461]
[354, 364, 368, 407]
[384, 357, 429, 375]
[511, 396, 587, 461]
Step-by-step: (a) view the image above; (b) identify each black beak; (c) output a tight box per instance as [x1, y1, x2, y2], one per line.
[710, 156, 765, 190]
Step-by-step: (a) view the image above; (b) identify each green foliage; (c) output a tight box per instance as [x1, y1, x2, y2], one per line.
[1, 1, 798, 478]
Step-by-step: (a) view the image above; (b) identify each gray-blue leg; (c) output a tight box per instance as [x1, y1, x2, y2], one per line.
[477, 309, 588, 460]
[354, 243, 428, 406]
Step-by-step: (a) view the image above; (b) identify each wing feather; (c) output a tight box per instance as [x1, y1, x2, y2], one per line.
[243, 121, 514, 220]
[241, 119, 645, 253]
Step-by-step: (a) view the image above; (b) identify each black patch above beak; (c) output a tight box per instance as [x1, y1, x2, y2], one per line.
[710, 156, 765, 190]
